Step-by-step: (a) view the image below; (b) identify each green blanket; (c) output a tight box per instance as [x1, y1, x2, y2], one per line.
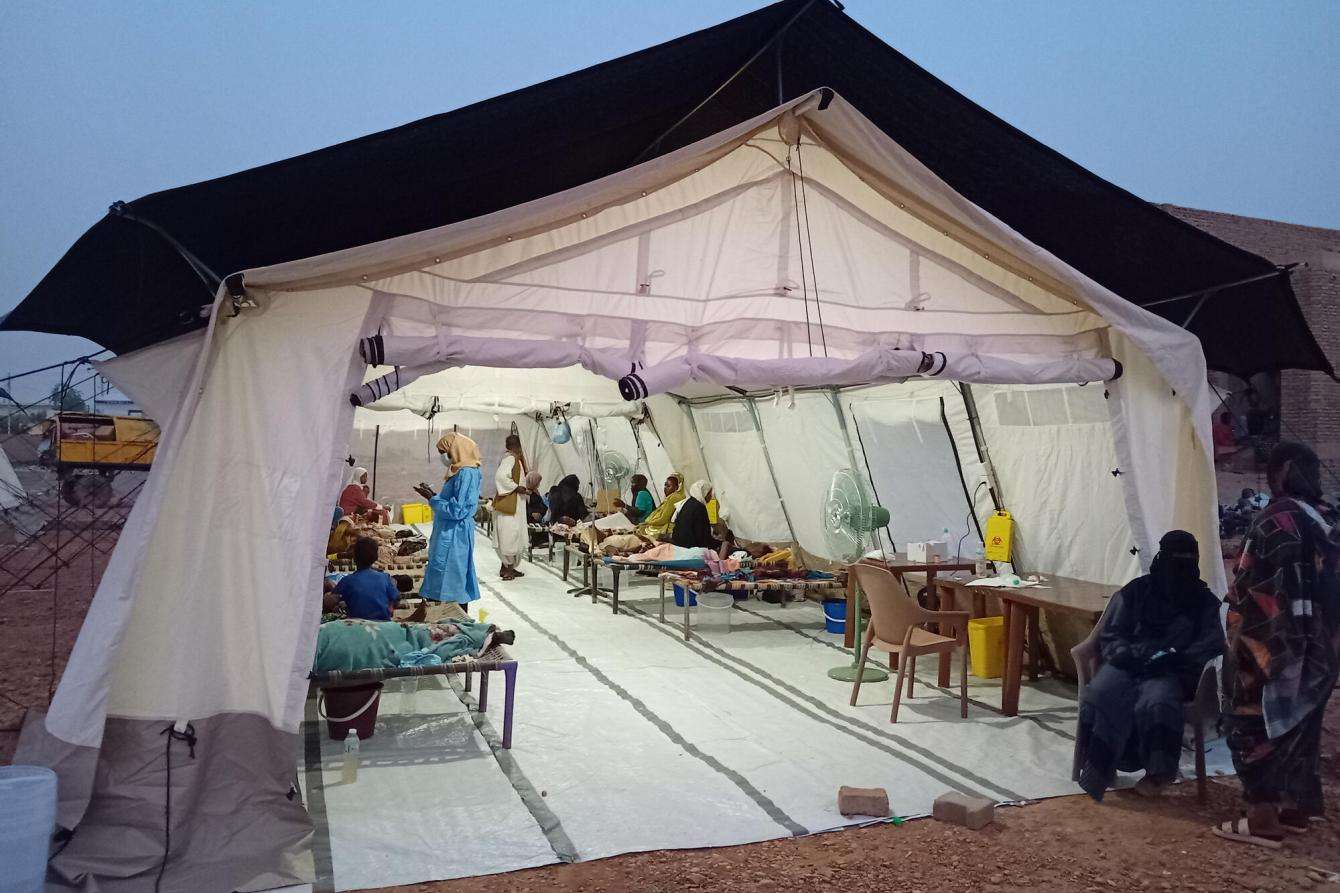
[314, 618, 493, 673]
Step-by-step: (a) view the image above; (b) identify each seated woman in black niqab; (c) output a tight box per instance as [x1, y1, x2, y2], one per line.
[1077, 529, 1224, 801]
[546, 474, 590, 526]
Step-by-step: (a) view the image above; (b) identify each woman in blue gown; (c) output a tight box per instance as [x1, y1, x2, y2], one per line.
[420, 431, 482, 606]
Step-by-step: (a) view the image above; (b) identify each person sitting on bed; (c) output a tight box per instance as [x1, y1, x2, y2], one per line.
[546, 474, 590, 526]
[636, 473, 684, 540]
[672, 480, 721, 550]
[615, 474, 657, 524]
[339, 466, 390, 525]
[334, 537, 401, 622]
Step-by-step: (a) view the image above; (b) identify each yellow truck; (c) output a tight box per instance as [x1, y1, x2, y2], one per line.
[38, 413, 159, 508]
[45, 412, 159, 470]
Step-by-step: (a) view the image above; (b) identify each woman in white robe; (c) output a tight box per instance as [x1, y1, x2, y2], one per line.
[492, 433, 529, 580]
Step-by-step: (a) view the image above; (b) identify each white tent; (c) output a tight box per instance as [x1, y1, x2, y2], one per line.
[349, 364, 676, 508]
[24, 91, 1222, 888]
[0, 442, 24, 510]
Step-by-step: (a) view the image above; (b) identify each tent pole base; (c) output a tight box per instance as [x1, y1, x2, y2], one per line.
[827, 665, 888, 683]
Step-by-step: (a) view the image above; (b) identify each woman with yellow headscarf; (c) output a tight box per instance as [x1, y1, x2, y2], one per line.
[421, 431, 483, 606]
[635, 472, 685, 540]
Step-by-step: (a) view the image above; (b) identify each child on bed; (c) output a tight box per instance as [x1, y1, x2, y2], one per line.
[334, 537, 401, 621]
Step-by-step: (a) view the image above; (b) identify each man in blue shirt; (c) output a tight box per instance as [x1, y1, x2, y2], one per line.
[334, 537, 400, 621]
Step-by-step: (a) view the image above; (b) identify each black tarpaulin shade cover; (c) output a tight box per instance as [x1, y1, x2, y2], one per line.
[3, 0, 1329, 378]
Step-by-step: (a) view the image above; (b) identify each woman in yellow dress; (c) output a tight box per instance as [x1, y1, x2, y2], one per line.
[635, 473, 684, 540]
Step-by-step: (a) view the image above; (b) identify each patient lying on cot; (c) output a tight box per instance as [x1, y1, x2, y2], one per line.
[314, 617, 517, 674]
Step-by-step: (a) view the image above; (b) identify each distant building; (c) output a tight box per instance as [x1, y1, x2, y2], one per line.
[1159, 205, 1340, 450]
[91, 397, 143, 417]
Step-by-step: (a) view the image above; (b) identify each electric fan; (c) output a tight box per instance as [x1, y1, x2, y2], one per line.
[598, 450, 634, 488]
[595, 450, 635, 515]
[823, 468, 891, 683]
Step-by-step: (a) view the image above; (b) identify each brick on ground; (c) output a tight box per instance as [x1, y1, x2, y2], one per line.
[837, 786, 890, 818]
[932, 791, 994, 830]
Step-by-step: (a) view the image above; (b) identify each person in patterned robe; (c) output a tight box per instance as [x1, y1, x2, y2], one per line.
[1215, 442, 1339, 847]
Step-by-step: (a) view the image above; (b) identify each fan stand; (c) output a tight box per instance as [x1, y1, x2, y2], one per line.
[827, 583, 889, 683]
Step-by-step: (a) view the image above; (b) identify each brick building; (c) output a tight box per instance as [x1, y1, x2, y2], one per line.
[1159, 205, 1340, 454]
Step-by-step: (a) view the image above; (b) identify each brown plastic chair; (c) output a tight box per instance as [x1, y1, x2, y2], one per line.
[849, 561, 971, 722]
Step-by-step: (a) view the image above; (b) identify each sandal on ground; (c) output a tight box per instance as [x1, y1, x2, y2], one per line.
[1212, 817, 1283, 849]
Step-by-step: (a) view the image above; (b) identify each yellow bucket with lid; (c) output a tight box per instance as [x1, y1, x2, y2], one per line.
[968, 615, 1006, 679]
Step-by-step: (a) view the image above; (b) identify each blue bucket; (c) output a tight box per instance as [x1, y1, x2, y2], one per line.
[673, 584, 698, 608]
[822, 598, 846, 635]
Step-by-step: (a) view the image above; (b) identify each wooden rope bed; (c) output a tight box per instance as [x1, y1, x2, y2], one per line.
[309, 601, 519, 747]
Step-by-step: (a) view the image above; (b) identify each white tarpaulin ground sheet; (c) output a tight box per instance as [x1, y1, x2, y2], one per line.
[297, 532, 1232, 891]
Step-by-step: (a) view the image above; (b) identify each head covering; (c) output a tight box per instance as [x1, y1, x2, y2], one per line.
[672, 484, 716, 549]
[331, 507, 345, 530]
[1150, 530, 1201, 595]
[346, 466, 368, 488]
[559, 474, 581, 491]
[524, 470, 542, 490]
[436, 431, 482, 479]
[1267, 441, 1323, 502]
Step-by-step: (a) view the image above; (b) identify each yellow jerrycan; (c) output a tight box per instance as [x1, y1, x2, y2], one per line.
[984, 510, 1014, 563]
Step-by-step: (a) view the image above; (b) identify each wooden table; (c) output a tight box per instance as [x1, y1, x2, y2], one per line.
[903, 571, 1116, 715]
[845, 555, 976, 687]
[972, 576, 1113, 716]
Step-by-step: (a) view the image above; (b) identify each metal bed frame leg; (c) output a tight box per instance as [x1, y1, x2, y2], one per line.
[659, 576, 666, 623]
[463, 670, 472, 693]
[611, 567, 620, 614]
[683, 584, 692, 641]
[478, 670, 489, 713]
[502, 663, 517, 749]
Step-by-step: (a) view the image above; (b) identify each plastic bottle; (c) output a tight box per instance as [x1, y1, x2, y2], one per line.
[342, 730, 360, 784]
[973, 545, 989, 578]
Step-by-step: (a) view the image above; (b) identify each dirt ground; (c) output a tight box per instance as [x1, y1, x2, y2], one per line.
[0, 539, 104, 762]
[3, 532, 1338, 893]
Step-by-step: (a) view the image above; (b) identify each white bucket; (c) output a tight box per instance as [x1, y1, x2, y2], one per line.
[0, 765, 57, 892]
[696, 591, 734, 634]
